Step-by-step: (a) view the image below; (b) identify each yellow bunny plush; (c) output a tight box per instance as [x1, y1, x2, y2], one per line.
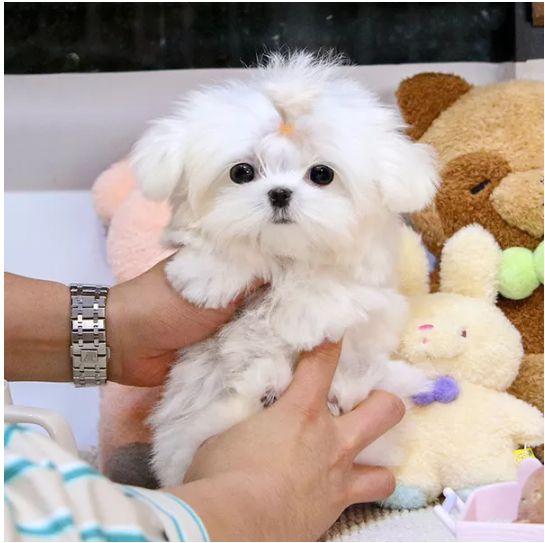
[384, 224, 544, 509]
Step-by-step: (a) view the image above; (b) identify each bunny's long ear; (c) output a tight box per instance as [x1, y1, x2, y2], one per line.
[440, 224, 501, 303]
[130, 116, 186, 201]
[397, 224, 431, 297]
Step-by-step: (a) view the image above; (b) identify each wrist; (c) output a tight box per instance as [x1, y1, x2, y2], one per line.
[105, 283, 128, 384]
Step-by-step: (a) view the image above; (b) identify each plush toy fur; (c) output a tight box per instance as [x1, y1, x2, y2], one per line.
[92, 159, 174, 282]
[396, 74, 544, 427]
[384, 225, 544, 509]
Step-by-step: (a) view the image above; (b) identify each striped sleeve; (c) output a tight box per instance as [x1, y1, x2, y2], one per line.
[4, 424, 208, 542]
[123, 487, 209, 542]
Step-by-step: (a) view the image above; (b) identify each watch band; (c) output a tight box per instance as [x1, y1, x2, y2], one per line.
[70, 284, 110, 387]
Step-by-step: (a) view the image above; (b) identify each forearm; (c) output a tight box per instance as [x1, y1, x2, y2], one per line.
[5, 273, 72, 382]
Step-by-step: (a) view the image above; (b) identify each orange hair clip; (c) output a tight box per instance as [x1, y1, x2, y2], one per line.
[278, 121, 294, 137]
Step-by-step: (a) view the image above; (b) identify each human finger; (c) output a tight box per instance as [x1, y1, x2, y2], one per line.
[336, 390, 405, 454]
[283, 341, 342, 408]
[346, 464, 396, 504]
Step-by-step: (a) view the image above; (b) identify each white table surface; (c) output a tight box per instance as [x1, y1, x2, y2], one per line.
[5, 190, 115, 449]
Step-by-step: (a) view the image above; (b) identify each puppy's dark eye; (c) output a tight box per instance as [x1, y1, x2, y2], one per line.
[469, 179, 491, 194]
[461, 329, 467, 338]
[309, 165, 334, 185]
[230, 163, 255, 184]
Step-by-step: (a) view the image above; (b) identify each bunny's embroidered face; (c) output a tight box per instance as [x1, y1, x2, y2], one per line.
[396, 223, 523, 391]
[398, 292, 522, 390]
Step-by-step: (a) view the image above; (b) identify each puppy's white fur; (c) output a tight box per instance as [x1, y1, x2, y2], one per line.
[131, 52, 438, 486]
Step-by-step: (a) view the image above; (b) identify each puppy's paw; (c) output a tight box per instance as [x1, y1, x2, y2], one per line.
[260, 387, 278, 408]
[271, 300, 346, 350]
[327, 395, 344, 417]
[166, 249, 253, 308]
[379, 360, 433, 401]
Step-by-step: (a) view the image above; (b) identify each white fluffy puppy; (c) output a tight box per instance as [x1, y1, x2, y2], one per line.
[131, 52, 438, 486]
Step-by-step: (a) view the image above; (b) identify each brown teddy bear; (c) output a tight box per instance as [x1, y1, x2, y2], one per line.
[395, 74, 543, 420]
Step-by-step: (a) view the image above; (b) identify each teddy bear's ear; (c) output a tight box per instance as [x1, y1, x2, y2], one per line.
[130, 116, 186, 201]
[440, 224, 501, 303]
[396, 73, 472, 140]
[398, 224, 431, 296]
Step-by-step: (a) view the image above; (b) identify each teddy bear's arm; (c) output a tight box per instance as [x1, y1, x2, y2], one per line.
[500, 393, 544, 447]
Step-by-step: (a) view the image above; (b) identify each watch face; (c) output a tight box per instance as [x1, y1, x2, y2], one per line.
[81, 350, 98, 364]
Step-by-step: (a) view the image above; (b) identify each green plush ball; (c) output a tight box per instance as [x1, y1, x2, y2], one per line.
[498, 247, 539, 300]
[534, 242, 544, 284]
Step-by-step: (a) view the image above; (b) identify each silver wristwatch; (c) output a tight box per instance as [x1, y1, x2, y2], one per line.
[70, 284, 110, 387]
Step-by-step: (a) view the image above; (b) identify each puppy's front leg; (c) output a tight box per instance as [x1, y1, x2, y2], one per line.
[378, 360, 433, 403]
[152, 392, 258, 486]
[166, 247, 262, 308]
[270, 282, 390, 351]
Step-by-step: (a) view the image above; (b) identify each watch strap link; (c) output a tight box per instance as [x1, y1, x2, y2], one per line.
[70, 284, 110, 387]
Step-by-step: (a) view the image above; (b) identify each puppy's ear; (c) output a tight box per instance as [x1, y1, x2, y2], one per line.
[130, 118, 186, 201]
[378, 134, 439, 214]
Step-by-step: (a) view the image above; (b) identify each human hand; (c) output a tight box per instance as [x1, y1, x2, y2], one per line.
[168, 342, 405, 541]
[107, 259, 258, 387]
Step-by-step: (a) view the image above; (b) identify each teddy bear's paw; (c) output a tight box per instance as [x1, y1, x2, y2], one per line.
[380, 485, 428, 509]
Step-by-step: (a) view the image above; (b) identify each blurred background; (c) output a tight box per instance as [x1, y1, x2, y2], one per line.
[5, 2, 544, 73]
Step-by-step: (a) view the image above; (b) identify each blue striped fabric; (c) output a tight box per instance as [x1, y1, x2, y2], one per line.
[123, 486, 187, 541]
[79, 525, 150, 542]
[61, 465, 102, 483]
[5, 458, 37, 483]
[14, 511, 75, 538]
[4, 423, 209, 542]
[4, 423, 28, 446]
[164, 492, 209, 541]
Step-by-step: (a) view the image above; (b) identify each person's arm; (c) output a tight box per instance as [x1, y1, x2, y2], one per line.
[5, 262, 255, 386]
[5, 273, 72, 382]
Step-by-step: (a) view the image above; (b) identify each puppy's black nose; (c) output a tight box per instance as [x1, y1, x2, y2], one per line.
[268, 188, 292, 208]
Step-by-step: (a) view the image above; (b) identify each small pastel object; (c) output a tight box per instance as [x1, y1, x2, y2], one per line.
[434, 376, 460, 403]
[533, 242, 543, 284]
[413, 376, 459, 405]
[434, 458, 544, 541]
[498, 247, 541, 300]
[381, 485, 427, 509]
[412, 389, 435, 406]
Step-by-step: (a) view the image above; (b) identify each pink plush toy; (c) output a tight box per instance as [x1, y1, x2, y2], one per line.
[93, 159, 178, 485]
[92, 160, 174, 282]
